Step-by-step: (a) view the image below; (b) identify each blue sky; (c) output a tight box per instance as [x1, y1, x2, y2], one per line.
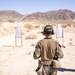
[0, 0, 75, 14]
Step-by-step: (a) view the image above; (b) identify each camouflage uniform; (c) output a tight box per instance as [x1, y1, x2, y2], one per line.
[33, 25, 64, 75]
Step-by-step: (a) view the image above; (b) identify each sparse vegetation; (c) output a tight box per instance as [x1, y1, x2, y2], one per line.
[62, 24, 67, 28]
[24, 24, 34, 30]
[31, 43, 36, 46]
[34, 25, 41, 29]
[0, 22, 2, 25]
[8, 19, 15, 23]
[67, 24, 72, 27]
[26, 33, 37, 39]
[0, 21, 74, 36]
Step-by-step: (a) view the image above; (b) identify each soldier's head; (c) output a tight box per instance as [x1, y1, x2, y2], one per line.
[42, 25, 54, 35]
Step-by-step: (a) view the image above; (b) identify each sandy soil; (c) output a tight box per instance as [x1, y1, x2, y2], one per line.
[0, 24, 75, 75]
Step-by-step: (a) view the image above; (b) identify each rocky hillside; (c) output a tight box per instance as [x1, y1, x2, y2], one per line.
[0, 9, 75, 22]
[0, 10, 23, 22]
[22, 9, 75, 21]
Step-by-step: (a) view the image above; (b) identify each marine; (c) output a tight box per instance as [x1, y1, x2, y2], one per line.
[33, 25, 64, 75]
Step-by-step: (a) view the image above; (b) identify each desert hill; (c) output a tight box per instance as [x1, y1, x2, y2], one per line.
[22, 9, 75, 21]
[0, 10, 23, 22]
[0, 9, 75, 22]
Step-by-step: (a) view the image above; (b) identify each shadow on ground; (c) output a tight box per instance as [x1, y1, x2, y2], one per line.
[58, 68, 75, 72]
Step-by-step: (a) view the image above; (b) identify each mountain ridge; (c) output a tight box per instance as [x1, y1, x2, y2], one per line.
[0, 9, 75, 22]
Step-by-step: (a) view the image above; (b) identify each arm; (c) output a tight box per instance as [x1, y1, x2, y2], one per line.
[33, 41, 41, 59]
[54, 41, 64, 59]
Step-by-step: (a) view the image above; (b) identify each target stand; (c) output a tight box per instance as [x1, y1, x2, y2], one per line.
[15, 25, 22, 47]
[56, 24, 65, 48]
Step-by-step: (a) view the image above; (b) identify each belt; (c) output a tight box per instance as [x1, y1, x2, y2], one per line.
[41, 60, 53, 65]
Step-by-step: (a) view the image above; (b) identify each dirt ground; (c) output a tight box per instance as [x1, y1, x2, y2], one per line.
[0, 24, 75, 75]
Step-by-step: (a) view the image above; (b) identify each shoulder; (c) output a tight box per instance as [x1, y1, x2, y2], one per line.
[37, 40, 42, 45]
[35, 40, 42, 48]
[53, 40, 61, 47]
[37, 39, 45, 44]
[51, 39, 58, 44]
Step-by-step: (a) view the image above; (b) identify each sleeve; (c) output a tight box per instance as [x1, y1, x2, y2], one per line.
[55, 41, 64, 59]
[33, 41, 41, 59]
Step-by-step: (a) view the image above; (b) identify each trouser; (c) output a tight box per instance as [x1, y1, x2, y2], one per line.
[36, 64, 57, 75]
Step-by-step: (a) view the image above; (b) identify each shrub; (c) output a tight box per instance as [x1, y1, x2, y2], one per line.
[31, 43, 36, 46]
[8, 19, 15, 23]
[26, 34, 37, 39]
[67, 24, 71, 27]
[24, 24, 34, 30]
[62, 25, 67, 28]
[34, 25, 40, 29]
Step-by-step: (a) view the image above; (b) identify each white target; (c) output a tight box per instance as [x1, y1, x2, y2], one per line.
[56, 24, 63, 38]
[15, 25, 22, 38]
[15, 25, 22, 47]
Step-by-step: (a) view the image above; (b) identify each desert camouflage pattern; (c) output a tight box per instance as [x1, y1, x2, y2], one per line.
[33, 38, 63, 75]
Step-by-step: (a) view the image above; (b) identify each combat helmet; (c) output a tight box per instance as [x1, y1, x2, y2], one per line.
[42, 25, 54, 35]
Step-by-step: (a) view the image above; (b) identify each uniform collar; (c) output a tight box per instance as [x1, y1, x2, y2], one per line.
[45, 37, 52, 39]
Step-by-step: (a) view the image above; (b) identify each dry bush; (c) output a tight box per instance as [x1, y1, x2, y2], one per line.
[34, 25, 40, 29]
[67, 24, 71, 27]
[26, 33, 37, 39]
[69, 38, 73, 41]
[26, 29, 30, 32]
[31, 43, 36, 46]
[8, 19, 15, 23]
[73, 25, 75, 27]
[22, 28, 31, 35]
[24, 24, 34, 30]
[0, 22, 2, 25]
[62, 25, 67, 28]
